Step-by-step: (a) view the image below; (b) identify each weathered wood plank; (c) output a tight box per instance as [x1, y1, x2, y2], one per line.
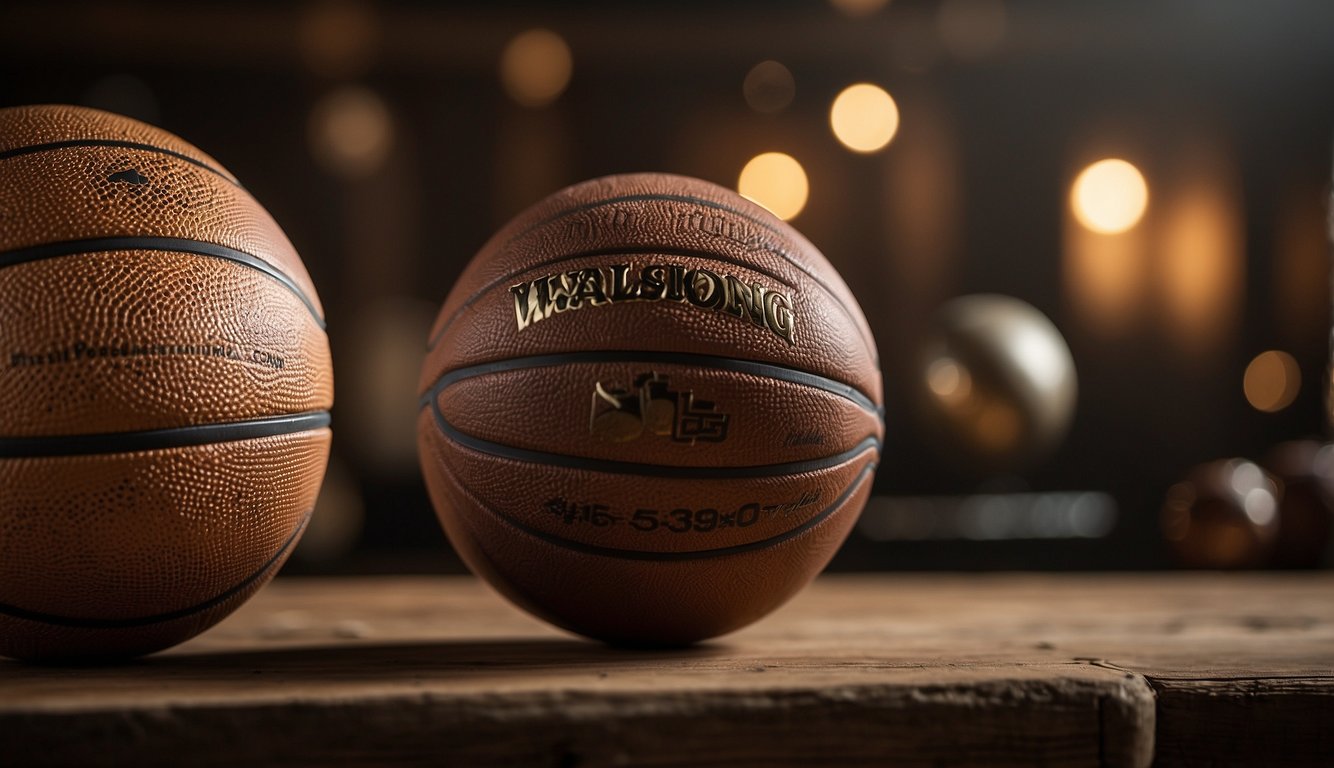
[2, 574, 1331, 767]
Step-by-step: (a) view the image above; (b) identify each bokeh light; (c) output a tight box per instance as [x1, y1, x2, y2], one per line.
[1071, 158, 1149, 234]
[828, 0, 890, 17]
[926, 357, 972, 404]
[937, 0, 1008, 60]
[500, 29, 573, 108]
[830, 83, 900, 153]
[738, 152, 809, 221]
[1243, 350, 1300, 413]
[298, 0, 379, 78]
[309, 86, 394, 178]
[743, 60, 795, 114]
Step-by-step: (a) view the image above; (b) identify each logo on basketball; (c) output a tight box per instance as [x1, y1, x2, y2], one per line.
[589, 372, 730, 444]
[510, 263, 795, 343]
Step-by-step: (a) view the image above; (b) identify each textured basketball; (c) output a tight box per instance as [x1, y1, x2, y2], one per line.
[418, 173, 882, 645]
[0, 106, 332, 661]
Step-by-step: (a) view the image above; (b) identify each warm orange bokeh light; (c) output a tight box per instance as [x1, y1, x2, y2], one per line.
[1071, 159, 1148, 234]
[830, 84, 900, 153]
[1243, 350, 1300, 413]
[738, 152, 809, 220]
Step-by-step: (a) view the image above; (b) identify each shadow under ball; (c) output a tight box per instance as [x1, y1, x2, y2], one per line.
[1161, 459, 1279, 569]
[1264, 441, 1334, 568]
[916, 294, 1077, 472]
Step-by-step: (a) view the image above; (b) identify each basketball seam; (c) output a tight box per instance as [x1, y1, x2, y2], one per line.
[429, 393, 880, 478]
[426, 245, 799, 350]
[0, 511, 310, 629]
[434, 443, 877, 561]
[0, 138, 239, 186]
[421, 350, 882, 416]
[0, 411, 331, 459]
[430, 191, 878, 364]
[0, 236, 326, 329]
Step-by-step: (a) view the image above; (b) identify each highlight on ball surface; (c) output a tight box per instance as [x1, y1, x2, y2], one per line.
[0, 105, 333, 662]
[418, 172, 883, 646]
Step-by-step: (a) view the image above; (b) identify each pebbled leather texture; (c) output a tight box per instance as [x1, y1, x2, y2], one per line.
[419, 173, 882, 645]
[0, 105, 333, 661]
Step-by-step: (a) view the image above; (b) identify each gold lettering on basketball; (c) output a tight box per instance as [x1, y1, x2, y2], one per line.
[509, 263, 796, 344]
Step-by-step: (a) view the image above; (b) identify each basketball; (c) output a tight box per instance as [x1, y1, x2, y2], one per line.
[418, 173, 882, 644]
[0, 106, 333, 661]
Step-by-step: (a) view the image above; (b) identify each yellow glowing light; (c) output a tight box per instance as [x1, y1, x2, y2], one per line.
[828, 0, 890, 17]
[830, 83, 900, 154]
[927, 357, 972, 403]
[500, 29, 573, 108]
[1071, 159, 1148, 234]
[308, 86, 393, 178]
[1243, 350, 1300, 413]
[738, 152, 809, 221]
[743, 60, 795, 114]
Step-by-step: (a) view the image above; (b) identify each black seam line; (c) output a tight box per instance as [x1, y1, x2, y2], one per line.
[422, 350, 882, 417]
[494, 191, 879, 363]
[0, 511, 310, 629]
[484, 462, 877, 562]
[0, 138, 238, 186]
[425, 245, 799, 350]
[0, 411, 331, 459]
[432, 395, 880, 479]
[0, 236, 325, 328]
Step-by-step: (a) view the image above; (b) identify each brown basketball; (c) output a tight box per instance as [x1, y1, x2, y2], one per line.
[418, 173, 882, 645]
[0, 105, 332, 661]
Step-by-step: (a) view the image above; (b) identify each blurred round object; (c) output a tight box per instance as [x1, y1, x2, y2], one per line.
[1263, 441, 1334, 568]
[917, 294, 1077, 470]
[1070, 158, 1148, 234]
[829, 83, 899, 154]
[1243, 350, 1300, 413]
[743, 60, 795, 114]
[308, 86, 394, 179]
[737, 152, 809, 221]
[500, 29, 573, 109]
[1161, 459, 1279, 569]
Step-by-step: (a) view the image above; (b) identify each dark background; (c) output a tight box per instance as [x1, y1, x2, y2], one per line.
[2, 0, 1332, 571]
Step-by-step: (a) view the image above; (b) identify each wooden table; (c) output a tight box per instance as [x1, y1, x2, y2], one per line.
[2, 574, 1331, 767]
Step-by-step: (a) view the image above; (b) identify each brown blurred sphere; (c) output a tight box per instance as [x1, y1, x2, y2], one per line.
[1263, 441, 1334, 569]
[917, 294, 1077, 471]
[1161, 459, 1280, 569]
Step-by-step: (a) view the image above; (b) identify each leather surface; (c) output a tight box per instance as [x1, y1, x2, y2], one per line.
[421, 409, 874, 645]
[419, 173, 882, 644]
[0, 250, 330, 436]
[0, 430, 329, 660]
[0, 106, 322, 317]
[435, 361, 880, 467]
[0, 105, 333, 661]
[420, 174, 881, 404]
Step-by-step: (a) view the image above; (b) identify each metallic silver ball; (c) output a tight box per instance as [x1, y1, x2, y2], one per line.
[918, 294, 1078, 471]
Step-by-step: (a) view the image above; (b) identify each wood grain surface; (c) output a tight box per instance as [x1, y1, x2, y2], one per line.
[2, 573, 1331, 767]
